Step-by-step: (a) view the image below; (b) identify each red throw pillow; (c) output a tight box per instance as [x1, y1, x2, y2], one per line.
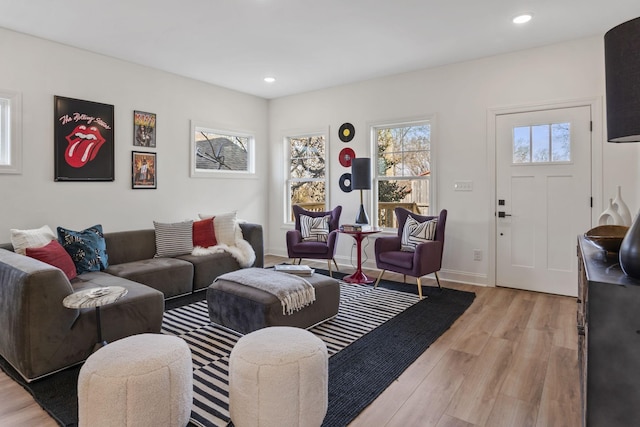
[193, 218, 217, 248]
[25, 239, 77, 280]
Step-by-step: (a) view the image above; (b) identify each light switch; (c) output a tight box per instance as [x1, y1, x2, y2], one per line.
[454, 180, 473, 191]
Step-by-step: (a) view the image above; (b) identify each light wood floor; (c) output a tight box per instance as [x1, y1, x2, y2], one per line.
[0, 256, 580, 427]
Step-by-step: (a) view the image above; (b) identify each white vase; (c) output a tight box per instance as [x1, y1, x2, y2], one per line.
[612, 185, 632, 226]
[598, 198, 624, 225]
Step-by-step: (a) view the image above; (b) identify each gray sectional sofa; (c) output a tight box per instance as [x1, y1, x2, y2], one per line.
[0, 223, 263, 382]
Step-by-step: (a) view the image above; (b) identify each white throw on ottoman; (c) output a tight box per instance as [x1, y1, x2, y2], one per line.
[77, 333, 193, 427]
[229, 326, 328, 427]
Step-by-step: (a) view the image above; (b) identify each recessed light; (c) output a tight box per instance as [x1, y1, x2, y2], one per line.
[513, 14, 533, 24]
[264, 77, 276, 83]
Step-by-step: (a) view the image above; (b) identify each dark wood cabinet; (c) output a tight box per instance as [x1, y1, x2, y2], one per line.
[578, 236, 640, 426]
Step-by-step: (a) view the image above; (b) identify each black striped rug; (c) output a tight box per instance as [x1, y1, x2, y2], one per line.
[162, 283, 419, 426]
[162, 281, 474, 427]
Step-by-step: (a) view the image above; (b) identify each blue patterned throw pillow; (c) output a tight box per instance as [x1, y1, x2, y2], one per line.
[57, 224, 109, 274]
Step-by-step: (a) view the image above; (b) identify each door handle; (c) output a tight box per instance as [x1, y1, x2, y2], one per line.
[498, 211, 512, 218]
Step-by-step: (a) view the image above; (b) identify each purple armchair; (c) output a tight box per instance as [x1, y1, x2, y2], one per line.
[374, 208, 447, 298]
[286, 205, 342, 276]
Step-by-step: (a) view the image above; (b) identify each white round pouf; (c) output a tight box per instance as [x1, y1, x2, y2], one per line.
[77, 333, 192, 427]
[229, 326, 328, 427]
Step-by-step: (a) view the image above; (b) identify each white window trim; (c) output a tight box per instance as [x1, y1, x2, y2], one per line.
[370, 115, 437, 230]
[283, 127, 330, 225]
[0, 90, 22, 174]
[189, 120, 256, 179]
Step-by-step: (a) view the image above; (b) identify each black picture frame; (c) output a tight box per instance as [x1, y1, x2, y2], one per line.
[54, 96, 115, 181]
[133, 110, 156, 147]
[132, 151, 157, 189]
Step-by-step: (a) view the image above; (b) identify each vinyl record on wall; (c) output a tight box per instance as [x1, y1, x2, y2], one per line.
[339, 173, 353, 192]
[339, 122, 355, 142]
[338, 147, 356, 167]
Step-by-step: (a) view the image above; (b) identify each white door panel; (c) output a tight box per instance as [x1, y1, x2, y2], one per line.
[496, 106, 592, 296]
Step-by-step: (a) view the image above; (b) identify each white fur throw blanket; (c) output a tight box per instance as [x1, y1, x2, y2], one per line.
[192, 239, 256, 268]
[215, 268, 316, 315]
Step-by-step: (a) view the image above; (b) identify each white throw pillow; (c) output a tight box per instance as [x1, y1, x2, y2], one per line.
[300, 214, 330, 242]
[10, 225, 57, 255]
[199, 211, 242, 246]
[401, 215, 437, 252]
[153, 220, 194, 257]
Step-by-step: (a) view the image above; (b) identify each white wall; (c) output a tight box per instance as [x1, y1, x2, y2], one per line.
[268, 36, 640, 285]
[0, 28, 269, 243]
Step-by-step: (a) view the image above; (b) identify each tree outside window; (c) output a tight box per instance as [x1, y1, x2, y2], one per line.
[513, 122, 570, 163]
[375, 122, 431, 228]
[287, 134, 327, 220]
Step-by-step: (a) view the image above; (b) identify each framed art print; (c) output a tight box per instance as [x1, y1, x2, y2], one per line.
[54, 96, 114, 181]
[133, 110, 156, 147]
[132, 151, 157, 189]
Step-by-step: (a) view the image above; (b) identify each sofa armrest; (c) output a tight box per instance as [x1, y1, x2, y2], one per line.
[239, 223, 264, 268]
[0, 249, 78, 380]
[375, 235, 402, 253]
[414, 240, 444, 274]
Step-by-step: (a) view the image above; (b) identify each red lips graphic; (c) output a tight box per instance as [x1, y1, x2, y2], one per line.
[64, 125, 106, 168]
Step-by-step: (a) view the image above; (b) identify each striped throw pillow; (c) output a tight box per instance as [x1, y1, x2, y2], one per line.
[401, 215, 437, 252]
[300, 214, 330, 242]
[153, 220, 194, 257]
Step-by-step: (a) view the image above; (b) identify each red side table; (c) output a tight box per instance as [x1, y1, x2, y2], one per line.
[339, 228, 381, 284]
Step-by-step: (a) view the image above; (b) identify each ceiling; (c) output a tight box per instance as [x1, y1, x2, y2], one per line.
[1, 0, 640, 99]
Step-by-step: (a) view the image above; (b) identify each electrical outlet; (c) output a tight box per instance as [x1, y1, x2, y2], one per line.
[473, 249, 482, 261]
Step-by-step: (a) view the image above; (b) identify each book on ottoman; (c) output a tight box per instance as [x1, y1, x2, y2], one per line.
[274, 264, 315, 276]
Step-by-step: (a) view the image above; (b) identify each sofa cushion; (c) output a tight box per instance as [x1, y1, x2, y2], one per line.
[104, 229, 156, 265]
[291, 241, 330, 255]
[177, 252, 241, 291]
[379, 250, 414, 269]
[57, 224, 109, 274]
[105, 258, 193, 299]
[10, 225, 56, 255]
[153, 220, 194, 257]
[26, 240, 77, 280]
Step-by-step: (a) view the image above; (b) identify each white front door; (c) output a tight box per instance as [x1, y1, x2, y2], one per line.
[496, 106, 592, 297]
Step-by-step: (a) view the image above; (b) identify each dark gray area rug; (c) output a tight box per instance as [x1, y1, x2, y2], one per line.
[0, 272, 475, 427]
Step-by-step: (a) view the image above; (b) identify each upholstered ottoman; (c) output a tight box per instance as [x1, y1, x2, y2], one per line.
[207, 269, 340, 334]
[77, 333, 193, 427]
[229, 326, 328, 427]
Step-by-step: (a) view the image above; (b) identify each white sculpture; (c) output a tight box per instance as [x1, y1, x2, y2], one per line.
[612, 185, 632, 226]
[598, 198, 624, 225]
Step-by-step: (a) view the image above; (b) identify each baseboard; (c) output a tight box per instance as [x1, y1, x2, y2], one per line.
[266, 249, 491, 287]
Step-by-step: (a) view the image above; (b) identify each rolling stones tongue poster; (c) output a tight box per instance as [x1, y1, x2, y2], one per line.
[54, 96, 114, 181]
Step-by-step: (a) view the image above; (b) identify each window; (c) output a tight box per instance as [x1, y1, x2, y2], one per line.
[374, 120, 432, 228]
[286, 132, 327, 221]
[513, 122, 570, 164]
[0, 90, 22, 174]
[190, 121, 255, 178]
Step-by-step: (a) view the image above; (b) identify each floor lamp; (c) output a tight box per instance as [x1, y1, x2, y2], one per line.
[351, 158, 371, 224]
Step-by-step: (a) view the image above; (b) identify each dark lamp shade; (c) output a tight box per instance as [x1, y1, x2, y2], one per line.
[351, 158, 371, 190]
[605, 16, 640, 142]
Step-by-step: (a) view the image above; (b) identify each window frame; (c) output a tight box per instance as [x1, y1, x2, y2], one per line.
[189, 120, 256, 178]
[284, 128, 329, 224]
[0, 90, 22, 174]
[371, 116, 436, 230]
[511, 122, 572, 165]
